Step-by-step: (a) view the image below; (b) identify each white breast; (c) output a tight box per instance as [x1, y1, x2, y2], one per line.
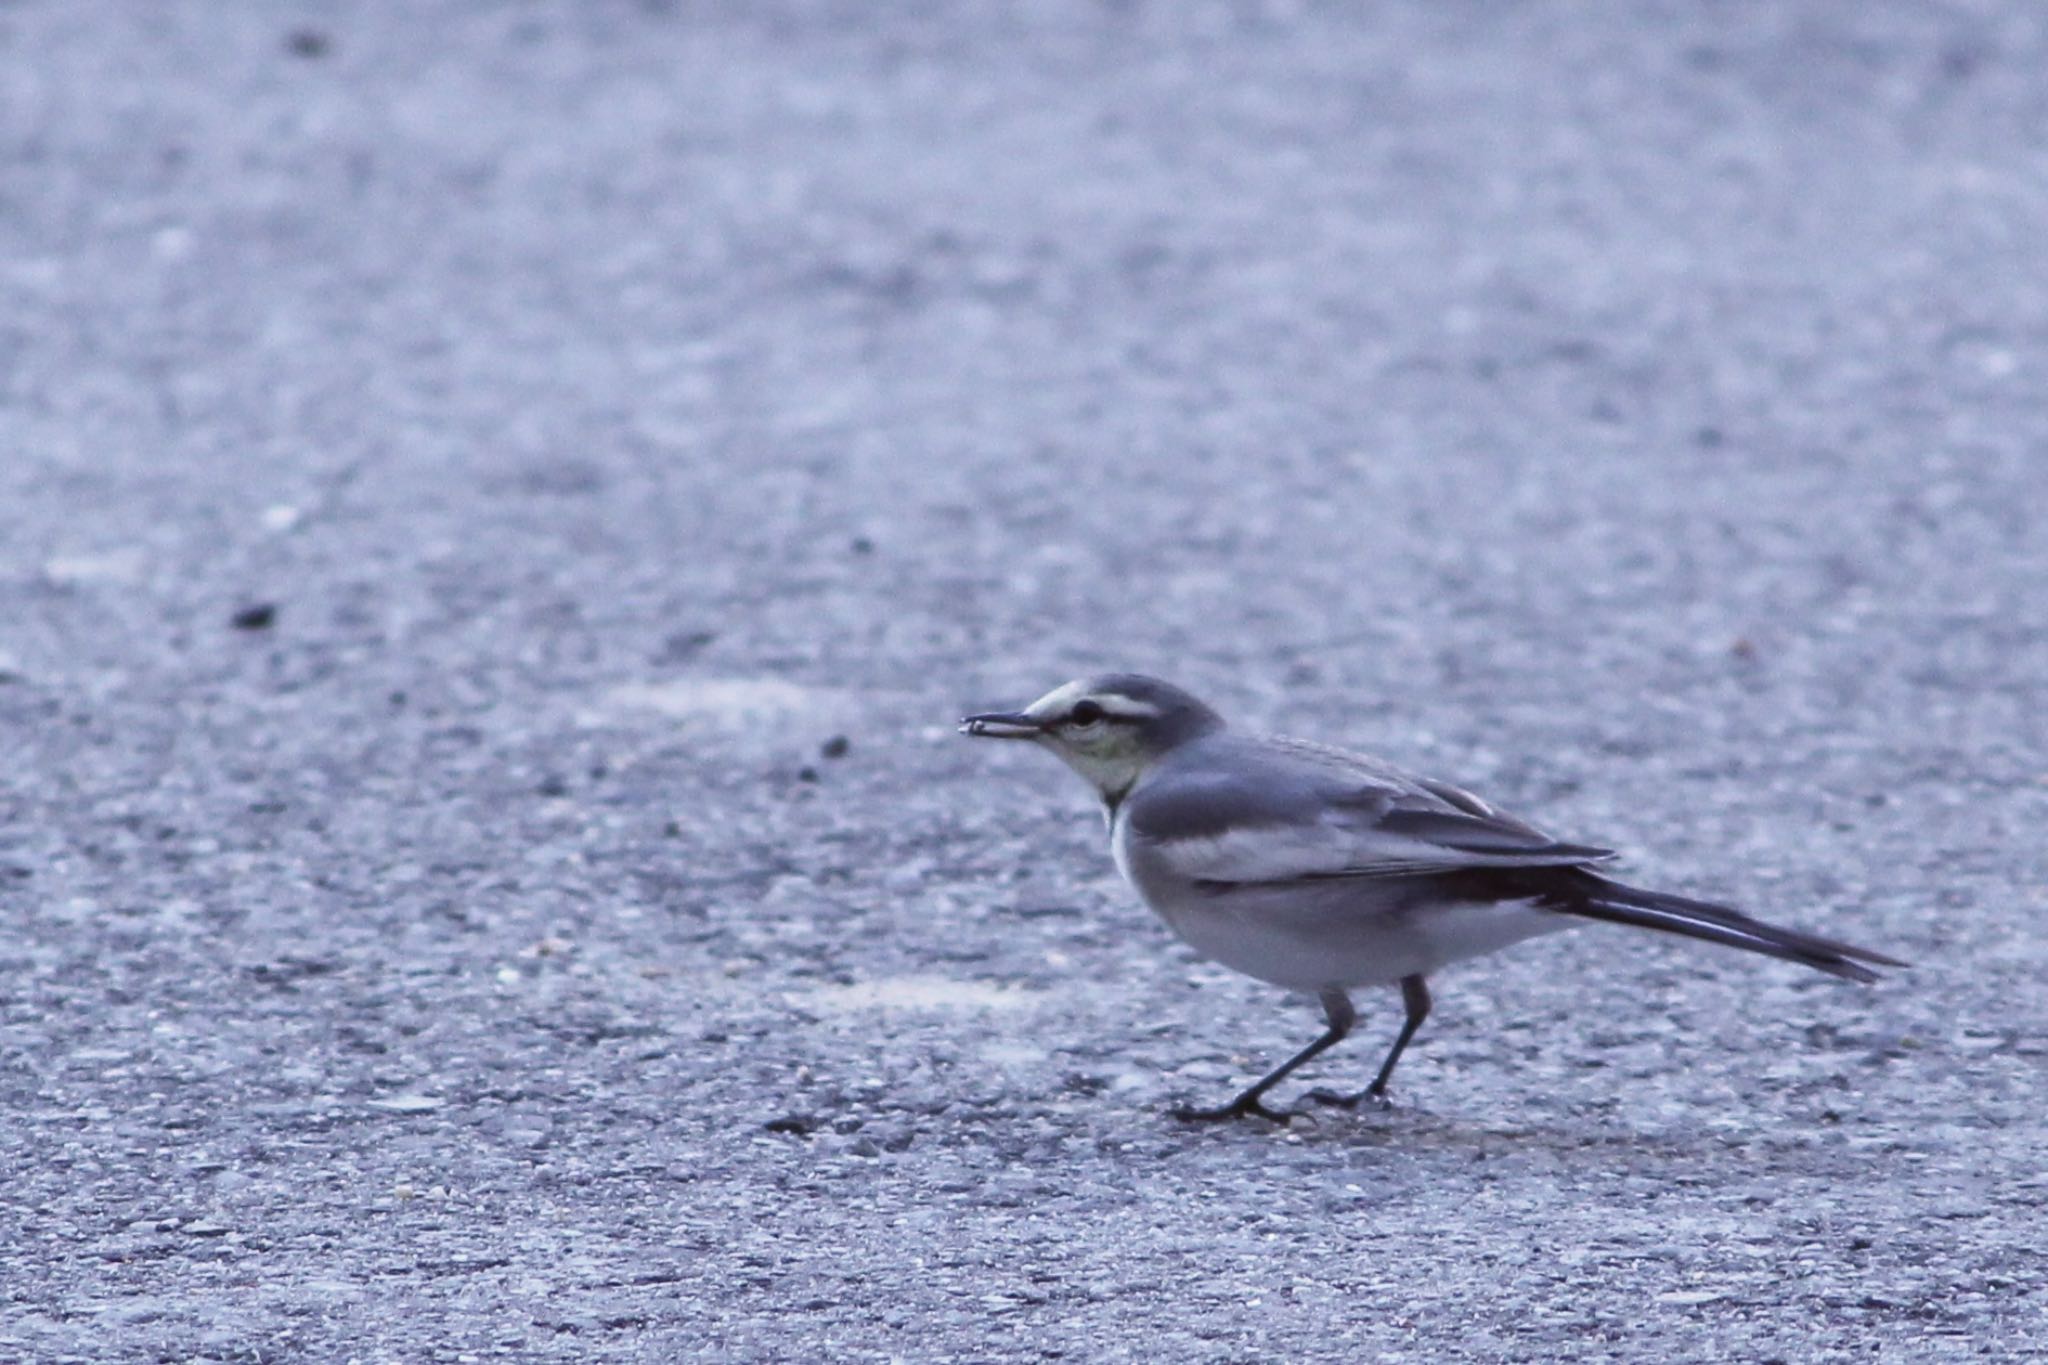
[1108, 800, 1137, 885]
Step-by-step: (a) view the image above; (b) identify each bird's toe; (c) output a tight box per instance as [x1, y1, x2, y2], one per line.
[1304, 1086, 1393, 1111]
[1170, 1098, 1296, 1125]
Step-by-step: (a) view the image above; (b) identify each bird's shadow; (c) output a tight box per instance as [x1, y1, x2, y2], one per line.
[1162, 1098, 1901, 1185]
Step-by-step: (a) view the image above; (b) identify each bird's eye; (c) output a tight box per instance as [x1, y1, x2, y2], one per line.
[1068, 701, 1106, 727]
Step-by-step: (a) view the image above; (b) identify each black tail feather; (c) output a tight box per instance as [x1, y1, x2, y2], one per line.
[1547, 872, 1904, 984]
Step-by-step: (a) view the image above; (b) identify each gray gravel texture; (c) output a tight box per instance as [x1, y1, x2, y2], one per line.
[4, 2, 2047, 1361]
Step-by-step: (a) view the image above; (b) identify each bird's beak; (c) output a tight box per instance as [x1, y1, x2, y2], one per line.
[958, 710, 1044, 740]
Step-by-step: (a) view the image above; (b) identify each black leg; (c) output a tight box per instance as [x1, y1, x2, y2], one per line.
[1369, 974, 1432, 1097]
[1308, 975, 1432, 1109]
[1173, 990, 1356, 1124]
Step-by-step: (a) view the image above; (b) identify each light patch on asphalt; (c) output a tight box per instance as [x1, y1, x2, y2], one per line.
[800, 975, 1037, 1012]
[43, 547, 148, 586]
[976, 1038, 1052, 1068]
[599, 677, 843, 727]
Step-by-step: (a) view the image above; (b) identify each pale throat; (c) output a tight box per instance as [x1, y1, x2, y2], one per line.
[1051, 743, 1149, 808]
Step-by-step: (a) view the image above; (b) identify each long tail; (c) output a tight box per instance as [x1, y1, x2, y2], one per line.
[1547, 872, 1905, 983]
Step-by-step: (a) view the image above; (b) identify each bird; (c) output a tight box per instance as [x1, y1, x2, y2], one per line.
[959, 673, 1901, 1123]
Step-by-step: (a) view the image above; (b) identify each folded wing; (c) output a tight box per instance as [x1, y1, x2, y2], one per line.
[1125, 761, 1615, 888]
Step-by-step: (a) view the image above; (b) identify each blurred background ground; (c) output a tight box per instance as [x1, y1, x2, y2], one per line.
[2, 1, 2046, 1359]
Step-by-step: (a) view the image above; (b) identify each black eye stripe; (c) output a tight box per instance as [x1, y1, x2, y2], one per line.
[1065, 699, 1150, 727]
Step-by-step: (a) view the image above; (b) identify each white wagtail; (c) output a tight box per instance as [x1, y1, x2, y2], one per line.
[961, 674, 1901, 1123]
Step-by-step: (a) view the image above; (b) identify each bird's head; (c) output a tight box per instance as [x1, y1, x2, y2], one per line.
[960, 673, 1223, 804]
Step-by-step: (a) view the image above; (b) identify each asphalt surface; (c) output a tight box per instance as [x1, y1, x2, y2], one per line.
[4, 2, 2047, 1360]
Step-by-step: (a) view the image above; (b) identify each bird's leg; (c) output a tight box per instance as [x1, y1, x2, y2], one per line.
[1173, 990, 1356, 1124]
[1308, 975, 1432, 1109]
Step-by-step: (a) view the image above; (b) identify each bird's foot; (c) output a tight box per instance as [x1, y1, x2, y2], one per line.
[1171, 1096, 1297, 1125]
[1304, 1086, 1392, 1111]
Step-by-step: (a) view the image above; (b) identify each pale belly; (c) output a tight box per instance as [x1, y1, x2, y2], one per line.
[1110, 816, 1572, 990]
[1156, 884, 1572, 990]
